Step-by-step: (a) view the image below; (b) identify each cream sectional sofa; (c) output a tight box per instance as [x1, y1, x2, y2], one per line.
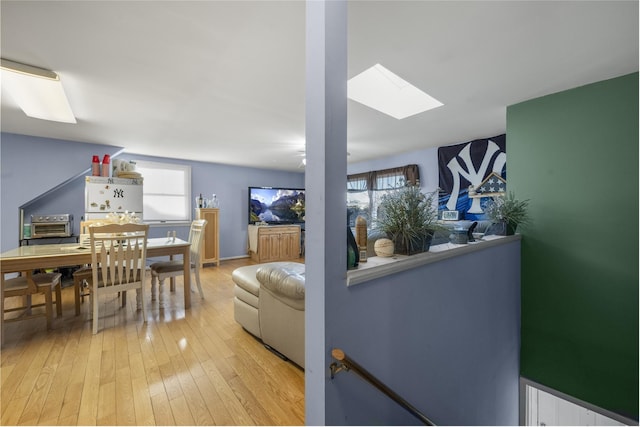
[232, 262, 305, 368]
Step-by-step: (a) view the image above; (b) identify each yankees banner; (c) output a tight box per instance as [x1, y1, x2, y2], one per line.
[438, 134, 506, 221]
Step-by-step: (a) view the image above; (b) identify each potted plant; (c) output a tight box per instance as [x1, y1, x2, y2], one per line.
[375, 184, 441, 255]
[483, 191, 531, 235]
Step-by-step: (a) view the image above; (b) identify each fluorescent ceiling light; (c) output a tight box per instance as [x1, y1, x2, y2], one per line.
[348, 63, 443, 120]
[1, 58, 76, 123]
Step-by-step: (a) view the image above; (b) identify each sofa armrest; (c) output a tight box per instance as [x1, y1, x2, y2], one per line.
[256, 263, 305, 311]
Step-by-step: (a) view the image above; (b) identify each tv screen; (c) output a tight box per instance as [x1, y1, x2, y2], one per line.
[249, 186, 305, 225]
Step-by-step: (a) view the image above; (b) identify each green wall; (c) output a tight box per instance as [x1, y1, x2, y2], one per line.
[508, 72, 638, 419]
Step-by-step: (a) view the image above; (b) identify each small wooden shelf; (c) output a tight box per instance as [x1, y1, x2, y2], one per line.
[195, 208, 220, 267]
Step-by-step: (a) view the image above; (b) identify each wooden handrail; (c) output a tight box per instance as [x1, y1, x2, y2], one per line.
[330, 348, 435, 426]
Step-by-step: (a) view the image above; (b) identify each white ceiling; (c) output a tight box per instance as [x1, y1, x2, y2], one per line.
[1, 1, 637, 172]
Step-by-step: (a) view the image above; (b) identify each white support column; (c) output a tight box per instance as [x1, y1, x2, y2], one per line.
[305, 1, 348, 425]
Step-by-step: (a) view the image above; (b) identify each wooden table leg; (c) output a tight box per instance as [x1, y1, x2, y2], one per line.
[54, 282, 62, 317]
[74, 276, 81, 316]
[169, 254, 176, 292]
[1, 279, 4, 346]
[183, 247, 191, 310]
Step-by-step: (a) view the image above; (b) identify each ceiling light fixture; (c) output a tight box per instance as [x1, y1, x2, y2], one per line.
[1, 58, 76, 123]
[347, 63, 443, 120]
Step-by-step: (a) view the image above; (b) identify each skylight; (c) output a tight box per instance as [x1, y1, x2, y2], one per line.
[347, 64, 443, 120]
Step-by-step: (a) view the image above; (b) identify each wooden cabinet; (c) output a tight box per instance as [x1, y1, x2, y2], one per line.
[195, 208, 219, 267]
[248, 225, 301, 263]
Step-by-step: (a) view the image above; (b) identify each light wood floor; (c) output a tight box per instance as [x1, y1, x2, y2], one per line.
[0, 258, 305, 426]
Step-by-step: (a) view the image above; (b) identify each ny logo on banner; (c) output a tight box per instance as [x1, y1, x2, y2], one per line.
[113, 189, 125, 198]
[440, 136, 506, 214]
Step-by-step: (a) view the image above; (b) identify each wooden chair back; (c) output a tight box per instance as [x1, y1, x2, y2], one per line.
[188, 219, 208, 266]
[79, 220, 107, 246]
[80, 219, 105, 234]
[88, 223, 149, 334]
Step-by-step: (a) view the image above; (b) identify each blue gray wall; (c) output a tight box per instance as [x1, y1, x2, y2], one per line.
[0, 132, 304, 256]
[0, 133, 122, 251]
[325, 241, 521, 425]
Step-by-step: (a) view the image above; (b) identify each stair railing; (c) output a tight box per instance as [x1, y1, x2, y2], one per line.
[330, 348, 435, 426]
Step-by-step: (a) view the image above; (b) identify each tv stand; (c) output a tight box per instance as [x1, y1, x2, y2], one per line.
[248, 224, 301, 263]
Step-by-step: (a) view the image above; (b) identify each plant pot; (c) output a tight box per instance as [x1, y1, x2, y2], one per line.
[491, 221, 518, 236]
[394, 232, 433, 255]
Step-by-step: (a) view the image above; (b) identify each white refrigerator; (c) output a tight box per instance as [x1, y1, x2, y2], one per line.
[84, 176, 144, 220]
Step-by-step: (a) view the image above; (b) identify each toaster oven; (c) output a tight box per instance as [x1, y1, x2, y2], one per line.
[30, 214, 74, 238]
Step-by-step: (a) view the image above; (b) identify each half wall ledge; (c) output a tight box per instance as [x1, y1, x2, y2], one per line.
[346, 234, 521, 287]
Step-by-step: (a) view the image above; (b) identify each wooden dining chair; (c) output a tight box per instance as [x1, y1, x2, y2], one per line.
[73, 220, 106, 315]
[149, 219, 207, 307]
[88, 223, 149, 334]
[1, 271, 62, 345]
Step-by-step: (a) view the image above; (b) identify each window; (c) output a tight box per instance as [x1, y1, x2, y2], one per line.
[347, 164, 420, 227]
[134, 160, 191, 222]
[347, 172, 371, 227]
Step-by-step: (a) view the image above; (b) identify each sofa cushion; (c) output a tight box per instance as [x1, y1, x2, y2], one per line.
[256, 263, 305, 311]
[234, 284, 259, 308]
[231, 264, 263, 297]
[232, 262, 296, 297]
[234, 296, 261, 338]
[149, 260, 184, 276]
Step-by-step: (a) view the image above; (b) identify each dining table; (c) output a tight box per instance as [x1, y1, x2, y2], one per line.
[0, 237, 193, 310]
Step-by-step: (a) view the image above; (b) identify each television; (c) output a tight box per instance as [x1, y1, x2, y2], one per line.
[248, 186, 305, 225]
